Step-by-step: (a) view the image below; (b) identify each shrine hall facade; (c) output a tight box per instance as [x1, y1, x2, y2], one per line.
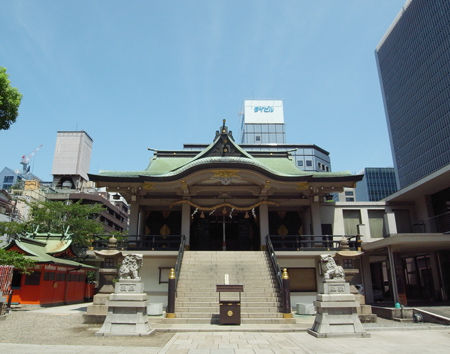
[89, 121, 365, 253]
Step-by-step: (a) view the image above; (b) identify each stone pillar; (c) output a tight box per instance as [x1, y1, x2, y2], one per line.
[129, 202, 139, 235]
[311, 200, 322, 236]
[387, 246, 399, 304]
[259, 204, 269, 249]
[181, 203, 191, 248]
[360, 254, 374, 304]
[384, 207, 397, 235]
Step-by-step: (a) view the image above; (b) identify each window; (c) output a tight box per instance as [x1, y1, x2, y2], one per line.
[306, 160, 312, 167]
[24, 271, 41, 286]
[345, 191, 354, 196]
[343, 259, 354, 269]
[11, 270, 22, 289]
[345, 197, 355, 202]
[343, 210, 361, 235]
[255, 135, 261, 142]
[368, 210, 386, 238]
[3, 176, 13, 183]
[297, 160, 303, 167]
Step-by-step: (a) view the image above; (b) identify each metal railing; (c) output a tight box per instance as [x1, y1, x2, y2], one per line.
[266, 234, 290, 315]
[269, 234, 360, 251]
[92, 234, 183, 251]
[266, 235, 283, 292]
[174, 234, 186, 292]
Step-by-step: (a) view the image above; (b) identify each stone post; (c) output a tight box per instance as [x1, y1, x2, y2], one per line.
[166, 268, 176, 318]
[282, 268, 292, 318]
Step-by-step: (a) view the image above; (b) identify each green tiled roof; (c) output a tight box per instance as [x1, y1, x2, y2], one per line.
[6, 237, 95, 269]
[91, 124, 357, 181]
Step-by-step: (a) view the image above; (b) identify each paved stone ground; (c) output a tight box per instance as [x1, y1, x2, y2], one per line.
[0, 305, 449, 353]
[0, 311, 172, 348]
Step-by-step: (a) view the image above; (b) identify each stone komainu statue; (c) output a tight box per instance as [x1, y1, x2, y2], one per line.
[320, 254, 345, 280]
[119, 254, 143, 280]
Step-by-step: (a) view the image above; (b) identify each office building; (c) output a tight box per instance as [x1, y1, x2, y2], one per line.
[375, 0, 450, 189]
[240, 100, 331, 172]
[363, 0, 450, 307]
[356, 168, 398, 201]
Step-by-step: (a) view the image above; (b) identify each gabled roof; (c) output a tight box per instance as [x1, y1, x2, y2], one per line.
[89, 121, 362, 183]
[4, 234, 95, 269]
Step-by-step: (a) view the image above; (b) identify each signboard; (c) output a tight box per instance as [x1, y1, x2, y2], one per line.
[243, 100, 284, 124]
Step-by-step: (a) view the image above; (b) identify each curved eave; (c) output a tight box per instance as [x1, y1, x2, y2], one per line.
[89, 162, 363, 183]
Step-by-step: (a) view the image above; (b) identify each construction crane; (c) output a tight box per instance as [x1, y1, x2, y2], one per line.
[20, 144, 43, 174]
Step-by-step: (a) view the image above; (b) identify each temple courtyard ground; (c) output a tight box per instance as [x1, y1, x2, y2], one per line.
[0, 304, 449, 353]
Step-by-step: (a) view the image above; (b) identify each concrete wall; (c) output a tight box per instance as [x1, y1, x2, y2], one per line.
[278, 256, 320, 310]
[141, 255, 177, 306]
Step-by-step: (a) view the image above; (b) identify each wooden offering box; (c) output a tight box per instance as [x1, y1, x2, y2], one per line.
[216, 285, 244, 325]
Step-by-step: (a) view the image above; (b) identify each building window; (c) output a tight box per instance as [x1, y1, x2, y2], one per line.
[343, 259, 354, 269]
[343, 210, 361, 235]
[24, 271, 41, 286]
[345, 191, 354, 196]
[297, 160, 303, 167]
[3, 176, 13, 183]
[306, 160, 312, 167]
[345, 197, 354, 202]
[255, 135, 261, 142]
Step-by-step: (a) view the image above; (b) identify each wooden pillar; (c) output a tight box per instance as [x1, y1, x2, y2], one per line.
[259, 204, 269, 250]
[181, 203, 191, 248]
[129, 202, 139, 235]
[311, 200, 322, 236]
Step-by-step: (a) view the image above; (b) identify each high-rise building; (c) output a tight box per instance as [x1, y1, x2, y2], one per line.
[375, 0, 450, 189]
[355, 168, 398, 201]
[239, 100, 331, 172]
[52, 131, 93, 189]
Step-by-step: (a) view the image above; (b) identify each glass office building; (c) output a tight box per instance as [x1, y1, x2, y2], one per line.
[356, 168, 398, 201]
[240, 100, 331, 172]
[375, 0, 450, 189]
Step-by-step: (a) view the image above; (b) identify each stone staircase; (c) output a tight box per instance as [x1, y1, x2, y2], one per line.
[170, 251, 294, 324]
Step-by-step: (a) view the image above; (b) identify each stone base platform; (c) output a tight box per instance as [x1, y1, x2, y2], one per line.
[309, 280, 369, 338]
[96, 280, 153, 336]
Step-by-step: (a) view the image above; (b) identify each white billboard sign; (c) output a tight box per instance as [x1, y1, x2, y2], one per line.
[244, 100, 284, 124]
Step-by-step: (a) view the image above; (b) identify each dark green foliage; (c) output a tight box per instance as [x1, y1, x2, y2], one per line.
[0, 200, 105, 246]
[0, 67, 22, 130]
[0, 249, 34, 274]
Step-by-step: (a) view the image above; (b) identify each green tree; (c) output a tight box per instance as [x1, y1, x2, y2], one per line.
[0, 67, 23, 130]
[0, 249, 34, 274]
[0, 200, 105, 246]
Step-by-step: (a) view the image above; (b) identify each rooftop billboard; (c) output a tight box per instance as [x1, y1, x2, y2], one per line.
[243, 100, 284, 124]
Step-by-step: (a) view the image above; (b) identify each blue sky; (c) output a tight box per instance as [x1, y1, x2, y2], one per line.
[0, 0, 406, 181]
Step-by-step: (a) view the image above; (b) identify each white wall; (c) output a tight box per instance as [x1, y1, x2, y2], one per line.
[141, 255, 177, 306]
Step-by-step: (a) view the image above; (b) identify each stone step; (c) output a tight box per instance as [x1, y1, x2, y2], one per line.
[175, 301, 280, 308]
[175, 312, 284, 319]
[161, 317, 296, 325]
[175, 306, 279, 314]
[177, 296, 280, 302]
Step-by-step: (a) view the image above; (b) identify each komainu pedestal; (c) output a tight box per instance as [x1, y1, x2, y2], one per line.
[96, 254, 153, 336]
[308, 254, 369, 338]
